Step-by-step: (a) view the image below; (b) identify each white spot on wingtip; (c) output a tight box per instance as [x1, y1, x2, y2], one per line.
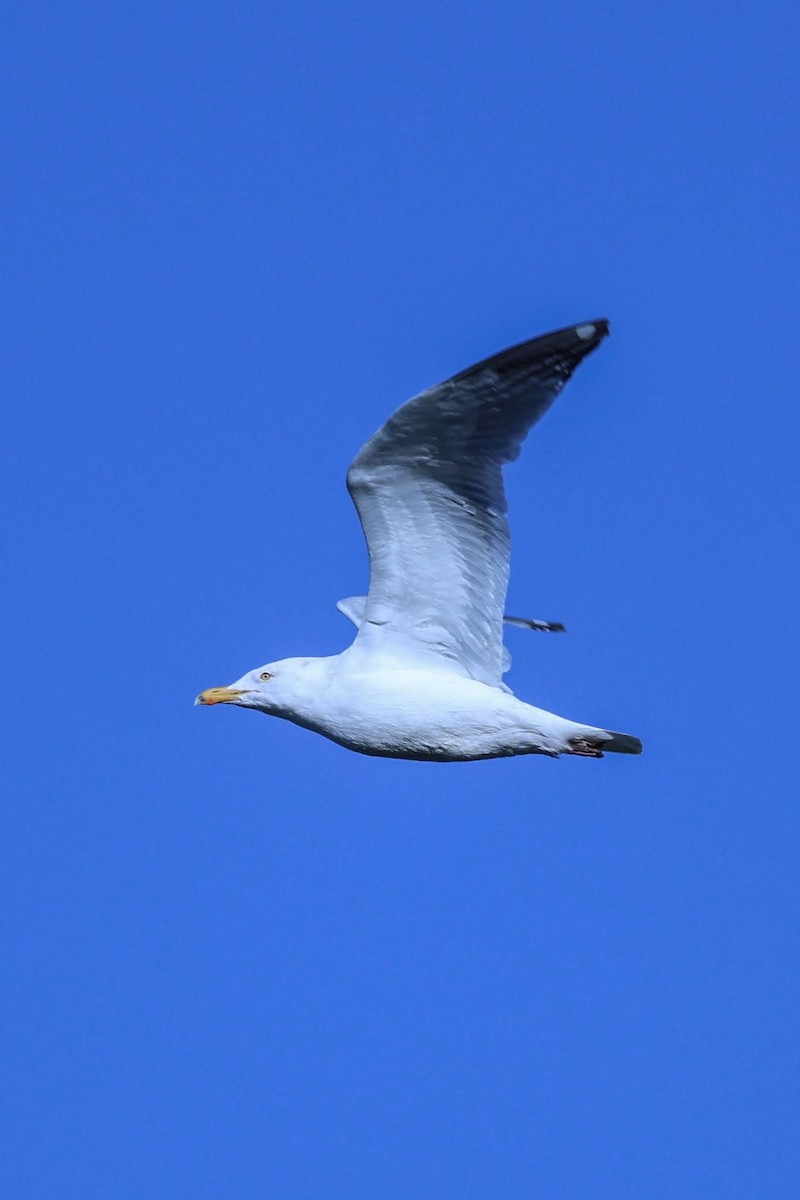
[575, 324, 596, 340]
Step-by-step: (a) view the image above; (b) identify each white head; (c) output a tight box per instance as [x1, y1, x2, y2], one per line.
[195, 657, 324, 717]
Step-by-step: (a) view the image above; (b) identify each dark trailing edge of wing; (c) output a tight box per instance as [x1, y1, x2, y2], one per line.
[450, 319, 610, 387]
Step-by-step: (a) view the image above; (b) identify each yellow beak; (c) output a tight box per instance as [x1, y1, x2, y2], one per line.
[195, 687, 246, 706]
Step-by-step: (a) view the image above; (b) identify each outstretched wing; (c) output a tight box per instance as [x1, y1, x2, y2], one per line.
[345, 320, 609, 686]
[339, 596, 565, 635]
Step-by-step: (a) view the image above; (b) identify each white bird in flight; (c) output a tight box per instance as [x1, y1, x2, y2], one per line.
[197, 319, 642, 762]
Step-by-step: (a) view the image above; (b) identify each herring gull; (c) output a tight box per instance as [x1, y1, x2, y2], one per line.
[197, 319, 642, 762]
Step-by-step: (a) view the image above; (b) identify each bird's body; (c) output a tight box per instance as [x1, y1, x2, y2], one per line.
[198, 319, 642, 763]
[222, 652, 622, 762]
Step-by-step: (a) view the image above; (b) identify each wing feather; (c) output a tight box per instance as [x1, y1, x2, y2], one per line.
[345, 320, 609, 685]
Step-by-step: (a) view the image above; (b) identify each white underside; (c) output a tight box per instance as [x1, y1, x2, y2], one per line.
[263, 654, 610, 762]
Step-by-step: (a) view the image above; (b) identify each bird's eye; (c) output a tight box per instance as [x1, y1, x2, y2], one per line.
[260, 671, 272, 681]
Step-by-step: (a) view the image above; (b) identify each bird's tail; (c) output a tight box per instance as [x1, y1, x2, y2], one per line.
[567, 728, 643, 757]
[601, 730, 643, 754]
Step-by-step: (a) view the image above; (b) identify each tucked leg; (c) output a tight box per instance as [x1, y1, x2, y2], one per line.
[567, 738, 605, 758]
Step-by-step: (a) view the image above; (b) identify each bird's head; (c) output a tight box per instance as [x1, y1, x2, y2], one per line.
[195, 657, 321, 715]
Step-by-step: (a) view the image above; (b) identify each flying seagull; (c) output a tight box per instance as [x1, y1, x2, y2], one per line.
[197, 319, 642, 762]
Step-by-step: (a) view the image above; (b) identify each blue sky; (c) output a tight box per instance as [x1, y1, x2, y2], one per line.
[3, 1, 799, 1196]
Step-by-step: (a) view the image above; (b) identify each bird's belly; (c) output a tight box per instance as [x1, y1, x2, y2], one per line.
[293, 672, 545, 762]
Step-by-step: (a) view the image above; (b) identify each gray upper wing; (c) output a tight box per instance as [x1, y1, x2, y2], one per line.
[345, 320, 609, 685]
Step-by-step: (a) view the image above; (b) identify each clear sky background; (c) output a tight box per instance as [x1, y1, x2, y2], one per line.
[3, 2, 799, 1197]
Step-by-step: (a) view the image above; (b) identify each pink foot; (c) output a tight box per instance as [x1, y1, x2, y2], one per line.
[568, 738, 604, 758]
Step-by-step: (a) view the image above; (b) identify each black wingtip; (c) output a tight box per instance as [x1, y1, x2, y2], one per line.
[549, 318, 610, 349]
[527, 318, 610, 361]
[452, 318, 610, 384]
